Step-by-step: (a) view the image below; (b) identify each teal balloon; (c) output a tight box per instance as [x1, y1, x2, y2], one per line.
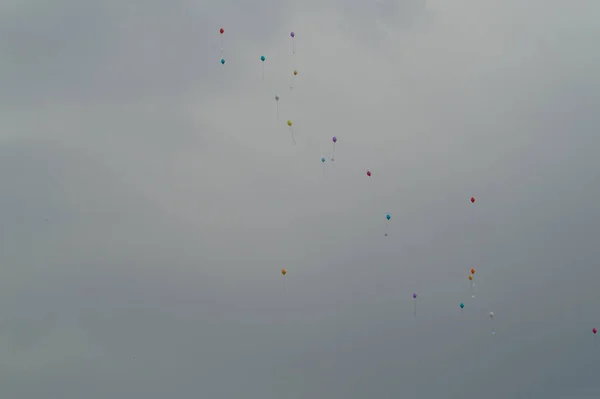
[221, 58, 225, 64]
[386, 213, 391, 220]
[261, 56, 265, 61]
[460, 303, 465, 309]
[321, 157, 326, 163]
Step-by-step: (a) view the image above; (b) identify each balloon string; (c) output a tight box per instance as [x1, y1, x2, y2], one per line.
[290, 128, 296, 145]
[293, 39, 296, 55]
[284, 276, 286, 292]
[276, 102, 279, 120]
[221, 36, 224, 57]
[262, 64, 265, 81]
[413, 300, 416, 317]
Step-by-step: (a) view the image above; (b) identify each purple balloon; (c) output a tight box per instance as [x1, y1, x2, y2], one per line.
[413, 293, 417, 299]
[332, 136, 337, 143]
[290, 32, 295, 38]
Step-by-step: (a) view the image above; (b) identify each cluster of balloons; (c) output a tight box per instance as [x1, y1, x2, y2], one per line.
[215, 28, 599, 339]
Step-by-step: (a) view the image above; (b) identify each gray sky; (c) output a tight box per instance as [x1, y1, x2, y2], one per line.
[1, 0, 600, 397]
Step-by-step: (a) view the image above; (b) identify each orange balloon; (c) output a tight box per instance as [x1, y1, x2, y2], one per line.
[468, 275, 473, 281]
[470, 268, 476, 275]
[281, 268, 287, 276]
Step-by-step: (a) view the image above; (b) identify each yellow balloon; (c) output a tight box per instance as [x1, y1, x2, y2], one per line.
[293, 70, 298, 76]
[468, 274, 473, 281]
[287, 120, 292, 127]
[281, 268, 287, 276]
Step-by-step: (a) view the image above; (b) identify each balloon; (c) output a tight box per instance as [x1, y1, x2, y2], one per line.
[287, 120, 292, 127]
[594, 328, 597, 334]
[366, 170, 371, 177]
[386, 213, 391, 221]
[293, 70, 298, 76]
[489, 312, 494, 319]
[290, 32, 295, 38]
[332, 136, 337, 143]
[471, 268, 476, 275]
[220, 28, 224, 34]
[281, 268, 287, 276]
[468, 275, 473, 281]
[471, 197, 475, 203]
[261, 55, 266, 62]
[275, 95, 279, 101]
[460, 302, 465, 309]
[221, 58, 225, 64]
[412, 293, 417, 299]
[321, 157, 326, 163]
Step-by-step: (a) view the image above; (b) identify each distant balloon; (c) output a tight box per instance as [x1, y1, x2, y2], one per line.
[260, 56, 266, 80]
[460, 302, 465, 309]
[287, 120, 292, 127]
[290, 32, 296, 54]
[489, 312, 494, 319]
[386, 214, 391, 221]
[293, 70, 298, 76]
[290, 32, 295, 38]
[468, 274, 473, 281]
[221, 58, 225, 64]
[471, 268, 476, 275]
[220, 28, 224, 34]
[332, 136, 337, 143]
[321, 157, 326, 163]
[366, 170, 371, 177]
[471, 197, 476, 203]
[261, 55, 266, 61]
[281, 268, 287, 292]
[281, 268, 287, 276]
[275, 95, 280, 101]
[412, 293, 417, 316]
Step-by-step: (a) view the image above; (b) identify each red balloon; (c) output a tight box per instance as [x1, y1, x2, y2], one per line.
[470, 197, 475, 203]
[594, 328, 597, 334]
[220, 28, 224, 34]
[366, 170, 371, 177]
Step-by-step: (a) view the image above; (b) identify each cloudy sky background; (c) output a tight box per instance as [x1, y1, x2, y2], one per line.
[1, 0, 600, 397]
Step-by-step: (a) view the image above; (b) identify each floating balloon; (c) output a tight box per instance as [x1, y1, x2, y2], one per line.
[471, 268, 476, 275]
[261, 55, 266, 61]
[460, 302, 465, 309]
[471, 197, 475, 203]
[219, 29, 225, 57]
[468, 275, 473, 281]
[260, 56, 266, 80]
[366, 170, 371, 177]
[221, 58, 225, 65]
[413, 293, 417, 317]
[287, 120, 295, 145]
[321, 157, 326, 163]
[281, 268, 287, 276]
[290, 32, 296, 54]
[331, 136, 337, 161]
[293, 70, 298, 76]
[384, 213, 391, 236]
[275, 94, 280, 119]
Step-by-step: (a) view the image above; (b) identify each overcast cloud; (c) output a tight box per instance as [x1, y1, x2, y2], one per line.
[1, 0, 600, 398]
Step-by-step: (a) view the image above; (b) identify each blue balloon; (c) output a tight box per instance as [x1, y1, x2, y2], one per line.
[221, 58, 225, 64]
[460, 303, 465, 309]
[386, 213, 391, 220]
[260, 55, 266, 61]
[321, 157, 326, 163]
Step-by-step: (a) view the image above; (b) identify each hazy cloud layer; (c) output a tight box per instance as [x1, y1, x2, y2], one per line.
[1, 0, 600, 398]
